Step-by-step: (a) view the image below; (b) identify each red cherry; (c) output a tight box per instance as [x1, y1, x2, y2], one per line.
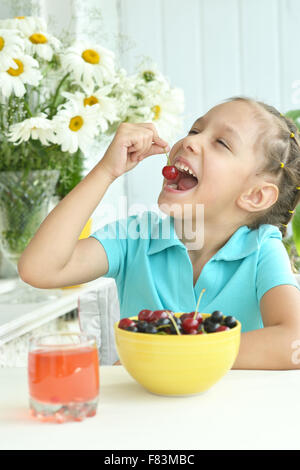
[189, 311, 203, 323]
[138, 309, 153, 322]
[182, 318, 199, 333]
[162, 165, 179, 180]
[179, 313, 191, 322]
[216, 325, 230, 332]
[188, 329, 198, 335]
[119, 318, 136, 330]
[150, 310, 171, 322]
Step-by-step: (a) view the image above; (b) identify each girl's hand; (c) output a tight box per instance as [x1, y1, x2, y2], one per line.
[99, 122, 170, 181]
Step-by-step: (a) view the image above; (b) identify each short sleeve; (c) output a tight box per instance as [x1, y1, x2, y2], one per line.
[89, 218, 129, 280]
[256, 237, 300, 303]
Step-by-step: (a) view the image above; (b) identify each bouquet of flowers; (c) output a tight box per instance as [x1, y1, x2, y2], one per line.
[0, 15, 185, 268]
[0, 15, 185, 198]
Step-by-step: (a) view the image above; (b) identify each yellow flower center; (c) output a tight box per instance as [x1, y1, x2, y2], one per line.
[69, 115, 84, 132]
[7, 59, 24, 76]
[0, 37, 5, 51]
[29, 33, 48, 44]
[15, 16, 26, 19]
[84, 95, 99, 107]
[81, 49, 100, 64]
[152, 105, 161, 121]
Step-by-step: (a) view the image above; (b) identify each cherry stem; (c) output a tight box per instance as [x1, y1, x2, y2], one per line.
[164, 147, 170, 166]
[193, 288, 206, 321]
[167, 312, 181, 335]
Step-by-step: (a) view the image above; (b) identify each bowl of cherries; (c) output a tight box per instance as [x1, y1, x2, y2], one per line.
[114, 305, 241, 396]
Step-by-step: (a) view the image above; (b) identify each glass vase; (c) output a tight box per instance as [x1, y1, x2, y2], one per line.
[0, 169, 61, 303]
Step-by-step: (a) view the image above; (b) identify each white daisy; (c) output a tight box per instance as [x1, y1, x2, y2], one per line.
[51, 100, 100, 154]
[0, 16, 47, 35]
[145, 86, 185, 142]
[62, 84, 119, 132]
[7, 114, 55, 145]
[0, 53, 42, 98]
[0, 29, 24, 70]
[60, 41, 116, 89]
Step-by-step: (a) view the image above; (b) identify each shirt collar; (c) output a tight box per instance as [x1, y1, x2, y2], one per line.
[147, 214, 186, 255]
[147, 213, 282, 260]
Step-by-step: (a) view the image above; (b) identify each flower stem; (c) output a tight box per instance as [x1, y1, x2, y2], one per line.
[23, 101, 33, 118]
[49, 72, 70, 118]
[164, 147, 170, 165]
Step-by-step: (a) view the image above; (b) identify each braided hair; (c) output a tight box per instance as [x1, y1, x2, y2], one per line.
[225, 96, 300, 238]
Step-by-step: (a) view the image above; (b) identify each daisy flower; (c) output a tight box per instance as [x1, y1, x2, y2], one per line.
[60, 41, 116, 89]
[146, 86, 185, 142]
[7, 114, 55, 145]
[0, 16, 47, 35]
[0, 28, 24, 70]
[0, 53, 42, 98]
[62, 84, 119, 132]
[51, 100, 100, 154]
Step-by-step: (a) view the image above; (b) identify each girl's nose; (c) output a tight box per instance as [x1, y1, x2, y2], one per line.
[182, 135, 201, 155]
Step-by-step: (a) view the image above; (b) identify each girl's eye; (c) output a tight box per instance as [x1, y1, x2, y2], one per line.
[217, 139, 230, 150]
[188, 130, 230, 151]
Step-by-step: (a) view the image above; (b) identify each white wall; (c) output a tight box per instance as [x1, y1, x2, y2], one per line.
[1, 0, 300, 231]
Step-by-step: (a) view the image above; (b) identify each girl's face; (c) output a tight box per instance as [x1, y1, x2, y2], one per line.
[158, 100, 265, 222]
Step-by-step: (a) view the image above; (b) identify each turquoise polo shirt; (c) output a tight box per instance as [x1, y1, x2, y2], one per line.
[89, 211, 299, 332]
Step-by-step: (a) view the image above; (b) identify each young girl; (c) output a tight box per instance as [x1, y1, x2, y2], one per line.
[18, 96, 300, 370]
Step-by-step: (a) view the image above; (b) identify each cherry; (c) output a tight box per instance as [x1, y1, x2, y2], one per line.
[210, 310, 223, 323]
[137, 321, 149, 332]
[216, 325, 230, 332]
[188, 329, 198, 335]
[119, 318, 136, 330]
[125, 325, 138, 332]
[224, 316, 237, 329]
[162, 165, 179, 180]
[203, 318, 220, 333]
[144, 324, 158, 334]
[138, 309, 153, 322]
[182, 318, 199, 333]
[150, 310, 171, 322]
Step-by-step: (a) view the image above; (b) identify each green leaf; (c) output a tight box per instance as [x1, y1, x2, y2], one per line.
[292, 205, 300, 256]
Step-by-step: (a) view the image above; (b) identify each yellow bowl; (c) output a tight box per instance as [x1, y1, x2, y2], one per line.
[114, 313, 241, 396]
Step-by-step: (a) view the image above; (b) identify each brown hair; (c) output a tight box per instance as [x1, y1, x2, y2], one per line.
[225, 96, 300, 238]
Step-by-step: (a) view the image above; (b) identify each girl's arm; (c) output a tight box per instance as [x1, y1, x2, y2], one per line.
[232, 284, 300, 370]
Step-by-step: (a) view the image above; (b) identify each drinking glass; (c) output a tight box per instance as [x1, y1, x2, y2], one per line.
[28, 332, 100, 423]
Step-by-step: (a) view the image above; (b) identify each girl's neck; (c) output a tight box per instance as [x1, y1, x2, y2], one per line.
[174, 217, 243, 262]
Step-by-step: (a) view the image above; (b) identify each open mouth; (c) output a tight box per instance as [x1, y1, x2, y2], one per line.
[164, 166, 199, 192]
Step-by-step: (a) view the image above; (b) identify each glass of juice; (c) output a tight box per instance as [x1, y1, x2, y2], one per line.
[28, 332, 99, 423]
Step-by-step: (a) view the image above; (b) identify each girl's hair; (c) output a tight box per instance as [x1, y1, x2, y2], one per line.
[225, 96, 300, 238]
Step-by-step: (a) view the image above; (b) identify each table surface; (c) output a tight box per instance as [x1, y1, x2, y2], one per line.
[1, 366, 300, 450]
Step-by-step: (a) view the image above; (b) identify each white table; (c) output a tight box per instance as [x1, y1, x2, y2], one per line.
[0, 366, 300, 450]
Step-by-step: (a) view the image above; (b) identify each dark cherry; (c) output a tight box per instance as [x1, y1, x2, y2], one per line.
[204, 319, 220, 333]
[224, 316, 237, 329]
[144, 324, 158, 334]
[125, 325, 138, 332]
[210, 310, 224, 324]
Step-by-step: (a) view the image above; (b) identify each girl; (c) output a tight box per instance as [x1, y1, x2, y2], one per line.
[18, 96, 300, 370]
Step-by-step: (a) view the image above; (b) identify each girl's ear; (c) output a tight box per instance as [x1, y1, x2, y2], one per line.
[236, 182, 279, 213]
